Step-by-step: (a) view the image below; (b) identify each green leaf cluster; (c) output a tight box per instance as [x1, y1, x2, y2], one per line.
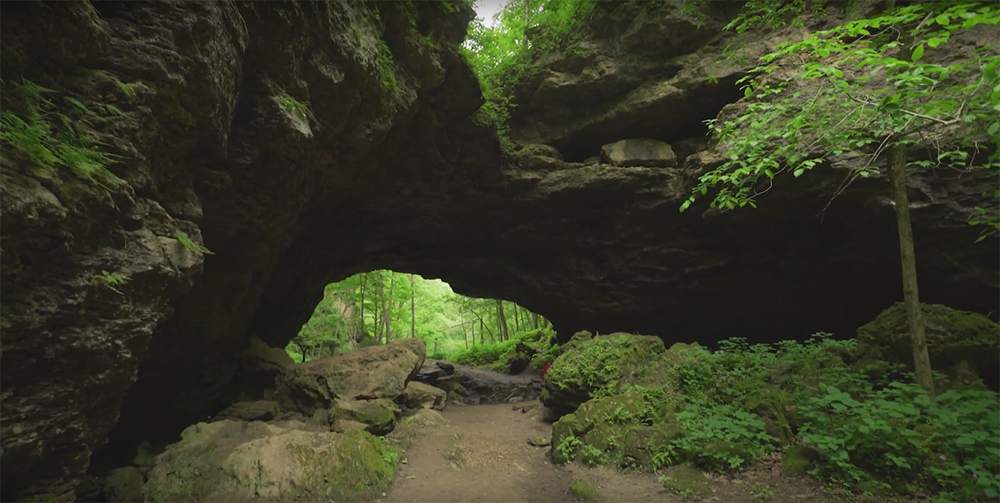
[800, 383, 1000, 501]
[684, 2, 999, 235]
[0, 78, 124, 189]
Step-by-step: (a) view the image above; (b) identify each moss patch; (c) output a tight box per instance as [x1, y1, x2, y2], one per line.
[292, 429, 400, 502]
[856, 303, 999, 373]
[330, 398, 400, 435]
[543, 333, 665, 411]
[551, 388, 682, 470]
[143, 421, 401, 502]
[569, 478, 602, 501]
[781, 445, 822, 477]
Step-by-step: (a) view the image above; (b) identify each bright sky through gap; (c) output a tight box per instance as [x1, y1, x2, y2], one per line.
[473, 0, 506, 27]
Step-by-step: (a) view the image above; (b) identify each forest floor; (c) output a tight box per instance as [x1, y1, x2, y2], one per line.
[383, 396, 857, 503]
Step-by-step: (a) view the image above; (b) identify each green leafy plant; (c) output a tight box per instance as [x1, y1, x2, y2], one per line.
[684, 2, 999, 217]
[377, 40, 400, 93]
[751, 483, 774, 501]
[579, 444, 605, 467]
[115, 79, 136, 98]
[1, 78, 124, 188]
[555, 434, 582, 464]
[670, 402, 777, 472]
[92, 270, 130, 296]
[278, 93, 315, 122]
[798, 382, 1000, 501]
[174, 231, 214, 255]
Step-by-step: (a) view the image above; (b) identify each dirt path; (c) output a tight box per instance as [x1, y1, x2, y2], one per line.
[383, 401, 848, 503]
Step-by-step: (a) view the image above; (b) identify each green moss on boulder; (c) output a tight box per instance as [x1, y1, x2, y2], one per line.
[143, 420, 400, 502]
[569, 478, 602, 501]
[857, 303, 998, 373]
[781, 445, 822, 477]
[330, 398, 400, 436]
[551, 388, 681, 470]
[542, 333, 665, 411]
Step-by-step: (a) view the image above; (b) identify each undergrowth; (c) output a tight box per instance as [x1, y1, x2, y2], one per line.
[447, 327, 557, 373]
[549, 333, 1000, 502]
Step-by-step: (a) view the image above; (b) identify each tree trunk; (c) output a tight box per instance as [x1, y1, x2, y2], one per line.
[331, 298, 344, 353]
[460, 310, 469, 349]
[496, 300, 509, 341]
[359, 273, 367, 343]
[532, 312, 539, 329]
[523, 0, 530, 46]
[889, 143, 935, 402]
[384, 271, 395, 343]
[374, 273, 384, 343]
[410, 274, 416, 338]
[291, 340, 308, 363]
[513, 305, 521, 333]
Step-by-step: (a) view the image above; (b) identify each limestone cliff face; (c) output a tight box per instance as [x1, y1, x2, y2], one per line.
[0, 1, 996, 501]
[0, 1, 492, 500]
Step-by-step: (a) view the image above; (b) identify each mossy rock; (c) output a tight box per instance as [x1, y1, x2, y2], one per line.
[621, 423, 684, 469]
[856, 303, 999, 374]
[637, 342, 710, 387]
[330, 398, 400, 436]
[403, 381, 447, 410]
[552, 390, 681, 470]
[132, 441, 157, 467]
[552, 412, 591, 464]
[745, 386, 795, 445]
[143, 421, 399, 502]
[781, 445, 822, 477]
[104, 467, 145, 503]
[569, 478, 602, 501]
[274, 338, 425, 416]
[543, 334, 665, 412]
[660, 465, 709, 499]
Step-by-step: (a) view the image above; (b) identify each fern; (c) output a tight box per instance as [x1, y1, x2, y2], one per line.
[0, 78, 124, 188]
[92, 270, 130, 296]
[174, 231, 214, 255]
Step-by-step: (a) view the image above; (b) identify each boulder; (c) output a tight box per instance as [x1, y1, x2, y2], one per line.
[542, 333, 665, 412]
[414, 359, 456, 384]
[401, 408, 449, 428]
[274, 338, 425, 416]
[855, 303, 1000, 388]
[404, 381, 447, 411]
[600, 138, 677, 167]
[221, 338, 295, 405]
[143, 420, 400, 502]
[551, 389, 680, 468]
[519, 143, 564, 160]
[329, 398, 400, 436]
[213, 400, 280, 422]
[104, 467, 145, 503]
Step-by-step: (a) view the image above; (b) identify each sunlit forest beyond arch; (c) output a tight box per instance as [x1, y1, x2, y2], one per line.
[287, 270, 550, 363]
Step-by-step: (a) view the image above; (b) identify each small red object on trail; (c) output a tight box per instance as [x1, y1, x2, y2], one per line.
[542, 362, 552, 380]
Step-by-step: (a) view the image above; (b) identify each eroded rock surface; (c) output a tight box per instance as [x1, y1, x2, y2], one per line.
[143, 421, 399, 502]
[1, 1, 996, 500]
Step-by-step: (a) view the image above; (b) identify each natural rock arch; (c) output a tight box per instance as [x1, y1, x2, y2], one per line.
[1, 1, 995, 501]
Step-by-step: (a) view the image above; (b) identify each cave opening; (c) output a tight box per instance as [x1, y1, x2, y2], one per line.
[282, 269, 554, 366]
